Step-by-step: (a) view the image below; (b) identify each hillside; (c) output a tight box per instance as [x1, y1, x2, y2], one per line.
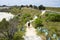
[21, 7, 41, 16]
[0, 7, 60, 40]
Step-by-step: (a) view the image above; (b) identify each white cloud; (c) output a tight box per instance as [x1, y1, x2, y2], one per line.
[0, 0, 60, 7]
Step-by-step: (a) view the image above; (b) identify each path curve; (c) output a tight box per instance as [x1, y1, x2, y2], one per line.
[24, 16, 42, 40]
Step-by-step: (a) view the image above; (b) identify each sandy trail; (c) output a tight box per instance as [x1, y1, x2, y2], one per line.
[40, 10, 46, 16]
[24, 10, 46, 40]
[24, 16, 42, 40]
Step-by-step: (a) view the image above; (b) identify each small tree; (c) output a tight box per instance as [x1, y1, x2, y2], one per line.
[39, 5, 45, 10]
[21, 5, 25, 8]
[0, 18, 9, 40]
[0, 17, 20, 40]
[2, 5, 7, 7]
[0, 18, 9, 32]
[29, 5, 33, 8]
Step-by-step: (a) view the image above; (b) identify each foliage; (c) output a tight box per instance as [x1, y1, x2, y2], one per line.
[29, 5, 33, 8]
[20, 13, 33, 25]
[0, 16, 20, 40]
[10, 7, 21, 15]
[34, 18, 43, 28]
[0, 37, 8, 40]
[0, 18, 10, 40]
[45, 13, 60, 22]
[0, 18, 9, 31]
[39, 5, 45, 10]
[13, 32, 24, 40]
[21, 5, 25, 8]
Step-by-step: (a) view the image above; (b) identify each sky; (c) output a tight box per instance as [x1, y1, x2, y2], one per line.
[0, 0, 60, 7]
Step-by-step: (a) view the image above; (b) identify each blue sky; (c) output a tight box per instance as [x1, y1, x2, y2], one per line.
[0, 0, 60, 7]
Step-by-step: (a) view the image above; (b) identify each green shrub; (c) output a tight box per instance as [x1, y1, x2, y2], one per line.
[45, 13, 60, 22]
[34, 18, 43, 28]
[13, 32, 24, 40]
[10, 7, 21, 15]
[21, 13, 33, 24]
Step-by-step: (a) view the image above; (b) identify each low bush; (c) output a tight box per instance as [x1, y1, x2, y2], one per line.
[45, 13, 60, 22]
